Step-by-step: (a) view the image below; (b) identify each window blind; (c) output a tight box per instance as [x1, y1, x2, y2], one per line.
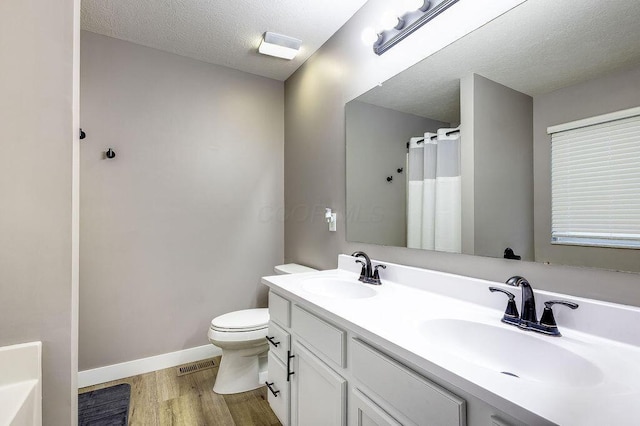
[548, 106, 640, 249]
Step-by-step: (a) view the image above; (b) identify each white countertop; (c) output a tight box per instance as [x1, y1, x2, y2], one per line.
[262, 256, 640, 426]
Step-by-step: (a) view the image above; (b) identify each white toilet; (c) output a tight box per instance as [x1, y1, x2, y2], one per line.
[208, 263, 317, 394]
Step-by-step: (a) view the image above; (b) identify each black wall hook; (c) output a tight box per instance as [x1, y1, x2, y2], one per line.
[105, 148, 116, 159]
[79, 128, 86, 139]
[386, 176, 393, 182]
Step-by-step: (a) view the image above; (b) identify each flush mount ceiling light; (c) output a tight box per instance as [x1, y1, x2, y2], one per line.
[365, 0, 460, 55]
[258, 32, 302, 60]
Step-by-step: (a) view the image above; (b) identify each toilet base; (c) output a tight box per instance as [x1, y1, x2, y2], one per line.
[213, 345, 268, 395]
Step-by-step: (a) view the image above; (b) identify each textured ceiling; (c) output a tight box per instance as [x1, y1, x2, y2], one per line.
[356, 0, 640, 123]
[81, 0, 368, 81]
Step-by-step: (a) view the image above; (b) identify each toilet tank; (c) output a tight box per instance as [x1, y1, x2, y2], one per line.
[274, 263, 317, 275]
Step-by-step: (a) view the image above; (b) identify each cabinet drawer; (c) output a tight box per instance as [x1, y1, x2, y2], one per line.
[269, 292, 291, 327]
[291, 305, 345, 367]
[267, 352, 290, 426]
[266, 321, 290, 363]
[351, 339, 466, 426]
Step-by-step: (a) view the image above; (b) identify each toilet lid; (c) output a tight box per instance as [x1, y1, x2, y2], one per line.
[211, 308, 269, 331]
[274, 263, 318, 274]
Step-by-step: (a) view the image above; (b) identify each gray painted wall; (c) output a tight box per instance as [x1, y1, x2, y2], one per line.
[80, 32, 284, 370]
[466, 74, 534, 260]
[346, 101, 447, 247]
[0, 0, 79, 424]
[284, 0, 640, 306]
[533, 63, 640, 273]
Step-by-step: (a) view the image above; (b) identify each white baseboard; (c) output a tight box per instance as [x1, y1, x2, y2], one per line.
[78, 344, 222, 388]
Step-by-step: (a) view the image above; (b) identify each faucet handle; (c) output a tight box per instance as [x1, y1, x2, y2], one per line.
[539, 300, 579, 335]
[489, 287, 519, 323]
[544, 300, 579, 310]
[371, 264, 386, 285]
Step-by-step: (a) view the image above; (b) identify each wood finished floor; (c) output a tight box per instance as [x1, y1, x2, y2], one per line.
[79, 357, 281, 426]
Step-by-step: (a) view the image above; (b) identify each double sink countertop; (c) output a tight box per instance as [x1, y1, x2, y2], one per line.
[262, 255, 640, 426]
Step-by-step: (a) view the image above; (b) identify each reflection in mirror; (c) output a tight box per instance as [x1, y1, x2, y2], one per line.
[405, 128, 462, 254]
[345, 101, 451, 248]
[346, 0, 640, 272]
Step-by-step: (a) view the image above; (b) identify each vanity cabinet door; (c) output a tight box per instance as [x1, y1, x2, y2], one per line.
[351, 389, 402, 426]
[291, 340, 347, 426]
[266, 352, 290, 426]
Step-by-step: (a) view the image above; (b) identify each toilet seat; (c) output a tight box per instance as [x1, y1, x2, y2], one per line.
[208, 327, 268, 343]
[209, 308, 269, 343]
[210, 308, 269, 331]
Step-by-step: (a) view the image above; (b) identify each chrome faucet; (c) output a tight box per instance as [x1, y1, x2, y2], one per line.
[490, 276, 579, 336]
[351, 251, 384, 285]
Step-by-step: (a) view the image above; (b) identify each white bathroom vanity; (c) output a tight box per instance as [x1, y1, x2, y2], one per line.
[262, 255, 640, 426]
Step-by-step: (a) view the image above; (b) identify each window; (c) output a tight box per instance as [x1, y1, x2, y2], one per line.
[548, 106, 640, 249]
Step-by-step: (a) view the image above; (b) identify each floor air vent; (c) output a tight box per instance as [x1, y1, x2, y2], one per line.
[177, 359, 216, 376]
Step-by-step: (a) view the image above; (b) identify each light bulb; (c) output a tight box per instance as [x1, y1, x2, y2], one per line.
[380, 10, 400, 30]
[361, 27, 379, 45]
[402, 0, 425, 11]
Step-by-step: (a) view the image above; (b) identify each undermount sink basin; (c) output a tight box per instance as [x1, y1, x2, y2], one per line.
[421, 319, 604, 387]
[301, 277, 377, 299]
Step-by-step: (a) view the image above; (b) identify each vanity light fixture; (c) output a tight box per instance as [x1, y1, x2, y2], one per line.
[368, 0, 460, 55]
[258, 32, 302, 60]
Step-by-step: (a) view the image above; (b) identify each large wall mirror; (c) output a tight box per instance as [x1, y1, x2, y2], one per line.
[346, 0, 640, 273]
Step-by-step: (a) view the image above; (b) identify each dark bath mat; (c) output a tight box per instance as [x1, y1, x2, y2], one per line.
[78, 383, 131, 425]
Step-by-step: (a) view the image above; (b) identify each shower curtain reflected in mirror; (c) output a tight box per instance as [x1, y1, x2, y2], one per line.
[407, 128, 461, 252]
